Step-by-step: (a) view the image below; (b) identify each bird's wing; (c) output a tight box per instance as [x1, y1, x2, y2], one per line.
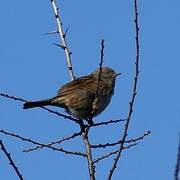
[64, 89, 95, 110]
[57, 75, 95, 96]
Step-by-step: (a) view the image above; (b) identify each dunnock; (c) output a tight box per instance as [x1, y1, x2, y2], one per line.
[23, 67, 121, 123]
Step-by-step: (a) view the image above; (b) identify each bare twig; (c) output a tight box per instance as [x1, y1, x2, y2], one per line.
[0, 92, 79, 124]
[96, 39, 105, 95]
[175, 133, 180, 180]
[23, 131, 82, 152]
[94, 150, 118, 164]
[82, 128, 95, 180]
[94, 143, 138, 164]
[0, 93, 27, 103]
[50, 0, 75, 80]
[0, 130, 86, 157]
[91, 119, 126, 128]
[91, 131, 151, 148]
[107, 0, 140, 179]
[0, 140, 24, 180]
[80, 39, 105, 179]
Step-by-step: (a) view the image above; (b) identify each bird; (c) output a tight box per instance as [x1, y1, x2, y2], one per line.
[23, 67, 121, 124]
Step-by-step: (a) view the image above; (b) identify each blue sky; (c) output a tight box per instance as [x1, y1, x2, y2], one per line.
[0, 0, 180, 180]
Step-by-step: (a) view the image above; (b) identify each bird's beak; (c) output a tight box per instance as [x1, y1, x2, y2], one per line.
[115, 72, 122, 77]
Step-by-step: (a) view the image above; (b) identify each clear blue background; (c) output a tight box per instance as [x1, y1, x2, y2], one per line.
[0, 0, 180, 180]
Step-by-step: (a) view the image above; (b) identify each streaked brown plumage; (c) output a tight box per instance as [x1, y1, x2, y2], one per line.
[23, 67, 121, 123]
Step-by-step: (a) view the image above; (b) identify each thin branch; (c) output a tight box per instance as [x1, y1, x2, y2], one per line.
[94, 143, 138, 164]
[91, 119, 126, 128]
[82, 128, 95, 180]
[0, 140, 24, 180]
[0, 93, 79, 124]
[23, 131, 82, 152]
[95, 39, 105, 95]
[107, 0, 140, 179]
[0, 93, 27, 103]
[91, 131, 151, 148]
[80, 39, 105, 179]
[175, 133, 180, 180]
[50, 0, 75, 80]
[0, 130, 86, 157]
[94, 150, 118, 164]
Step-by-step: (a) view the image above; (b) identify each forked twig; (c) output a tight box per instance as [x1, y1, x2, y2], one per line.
[0, 130, 86, 157]
[81, 39, 106, 180]
[23, 131, 82, 152]
[94, 143, 138, 164]
[0, 140, 24, 180]
[91, 131, 151, 148]
[107, 0, 140, 179]
[77, 39, 106, 180]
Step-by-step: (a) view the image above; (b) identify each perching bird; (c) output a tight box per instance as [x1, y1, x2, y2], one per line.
[23, 67, 121, 124]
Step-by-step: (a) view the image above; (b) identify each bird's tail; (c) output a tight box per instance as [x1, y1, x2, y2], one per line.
[23, 99, 52, 109]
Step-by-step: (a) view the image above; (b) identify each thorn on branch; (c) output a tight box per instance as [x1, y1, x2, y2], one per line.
[44, 30, 59, 35]
[53, 43, 66, 50]
[64, 25, 70, 37]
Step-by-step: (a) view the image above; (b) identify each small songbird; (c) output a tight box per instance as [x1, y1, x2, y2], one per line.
[23, 67, 121, 124]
